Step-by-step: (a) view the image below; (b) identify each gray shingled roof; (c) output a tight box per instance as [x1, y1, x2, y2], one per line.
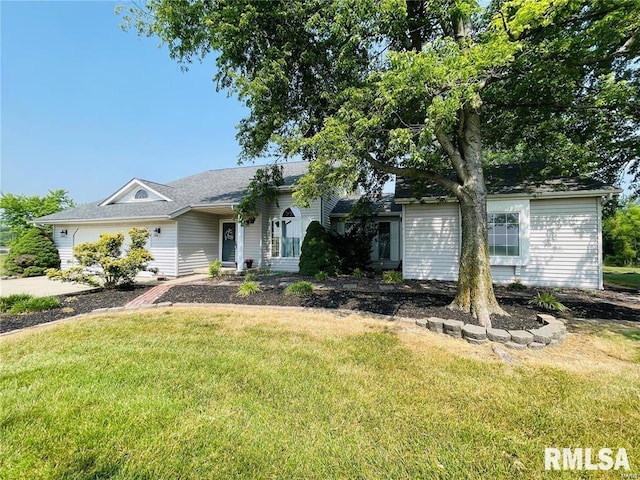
[35, 162, 308, 223]
[331, 194, 402, 215]
[395, 163, 619, 201]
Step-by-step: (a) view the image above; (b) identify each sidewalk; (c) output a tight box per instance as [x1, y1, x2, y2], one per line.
[0, 274, 208, 298]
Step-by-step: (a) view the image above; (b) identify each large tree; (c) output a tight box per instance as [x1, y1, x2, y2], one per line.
[123, 0, 639, 326]
[0, 190, 75, 237]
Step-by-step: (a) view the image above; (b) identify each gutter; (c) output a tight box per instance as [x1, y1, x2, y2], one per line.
[394, 188, 624, 205]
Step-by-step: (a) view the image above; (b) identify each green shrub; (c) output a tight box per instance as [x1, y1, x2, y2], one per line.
[0, 294, 60, 314]
[244, 272, 257, 282]
[315, 271, 328, 281]
[382, 270, 402, 284]
[330, 210, 377, 273]
[22, 266, 46, 277]
[5, 228, 60, 276]
[237, 280, 261, 297]
[352, 268, 364, 279]
[528, 291, 569, 313]
[208, 260, 223, 278]
[299, 221, 340, 276]
[284, 281, 314, 296]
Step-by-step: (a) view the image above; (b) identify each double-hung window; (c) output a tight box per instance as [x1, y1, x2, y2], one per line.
[486, 200, 529, 266]
[487, 213, 520, 257]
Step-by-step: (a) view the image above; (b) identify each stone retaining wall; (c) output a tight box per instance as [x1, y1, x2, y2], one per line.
[415, 313, 567, 349]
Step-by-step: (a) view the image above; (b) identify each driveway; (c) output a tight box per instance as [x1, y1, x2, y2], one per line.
[0, 276, 99, 297]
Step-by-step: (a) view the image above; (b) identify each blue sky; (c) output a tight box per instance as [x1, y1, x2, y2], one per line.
[2, 1, 252, 204]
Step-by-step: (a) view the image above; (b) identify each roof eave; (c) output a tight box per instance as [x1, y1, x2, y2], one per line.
[394, 188, 623, 204]
[33, 215, 174, 225]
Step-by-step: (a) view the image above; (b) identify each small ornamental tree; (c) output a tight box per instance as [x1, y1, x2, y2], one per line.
[299, 221, 339, 276]
[49, 228, 153, 289]
[4, 228, 60, 276]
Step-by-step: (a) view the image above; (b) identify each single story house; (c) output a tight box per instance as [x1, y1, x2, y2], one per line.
[35, 162, 620, 289]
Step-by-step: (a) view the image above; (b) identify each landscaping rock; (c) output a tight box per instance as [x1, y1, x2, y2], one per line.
[508, 330, 534, 345]
[492, 344, 517, 364]
[537, 313, 556, 324]
[415, 318, 428, 328]
[443, 319, 464, 338]
[427, 317, 445, 334]
[465, 337, 488, 345]
[343, 284, 358, 291]
[528, 342, 546, 350]
[528, 328, 553, 345]
[486, 328, 511, 343]
[462, 324, 487, 340]
[379, 285, 395, 291]
[505, 341, 527, 350]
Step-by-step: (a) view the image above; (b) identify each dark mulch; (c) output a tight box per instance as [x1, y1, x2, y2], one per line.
[2, 274, 638, 335]
[0, 286, 151, 334]
[160, 281, 543, 330]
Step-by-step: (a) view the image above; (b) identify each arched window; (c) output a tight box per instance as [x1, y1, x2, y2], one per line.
[271, 207, 301, 257]
[134, 189, 148, 200]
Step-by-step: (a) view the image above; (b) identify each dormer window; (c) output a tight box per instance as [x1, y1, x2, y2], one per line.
[135, 189, 149, 200]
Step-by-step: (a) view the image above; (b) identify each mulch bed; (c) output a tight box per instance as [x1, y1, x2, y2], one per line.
[2, 274, 638, 334]
[0, 286, 151, 334]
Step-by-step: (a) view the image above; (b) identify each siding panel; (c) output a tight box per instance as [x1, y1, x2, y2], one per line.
[177, 211, 219, 276]
[521, 198, 600, 288]
[403, 203, 460, 280]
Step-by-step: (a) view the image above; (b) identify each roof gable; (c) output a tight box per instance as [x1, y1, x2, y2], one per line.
[99, 179, 174, 206]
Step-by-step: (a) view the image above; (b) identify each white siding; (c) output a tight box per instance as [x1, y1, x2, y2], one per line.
[321, 190, 341, 229]
[177, 211, 219, 276]
[242, 218, 262, 267]
[403, 203, 460, 280]
[53, 222, 178, 277]
[521, 198, 601, 289]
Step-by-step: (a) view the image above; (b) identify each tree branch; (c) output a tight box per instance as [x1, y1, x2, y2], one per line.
[365, 154, 463, 197]
[435, 128, 468, 183]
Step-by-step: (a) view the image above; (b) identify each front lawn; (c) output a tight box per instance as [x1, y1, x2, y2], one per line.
[1, 307, 638, 479]
[604, 265, 640, 289]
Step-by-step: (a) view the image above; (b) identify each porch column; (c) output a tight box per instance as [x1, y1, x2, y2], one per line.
[236, 221, 244, 273]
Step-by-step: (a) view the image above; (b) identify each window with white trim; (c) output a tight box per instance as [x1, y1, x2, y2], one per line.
[488, 213, 520, 256]
[271, 207, 302, 257]
[134, 189, 148, 199]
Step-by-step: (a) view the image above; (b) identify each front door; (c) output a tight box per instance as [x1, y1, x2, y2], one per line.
[221, 222, 236, 264]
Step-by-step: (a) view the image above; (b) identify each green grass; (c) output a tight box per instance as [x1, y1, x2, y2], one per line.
[1, 308, 638, 479]
[603, 265, 640, 289]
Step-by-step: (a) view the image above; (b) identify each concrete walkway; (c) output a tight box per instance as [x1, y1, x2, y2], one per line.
[0, 276, 99, 297]
[0, 274, 208, 298]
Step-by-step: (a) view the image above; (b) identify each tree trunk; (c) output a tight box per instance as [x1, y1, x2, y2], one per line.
[448, 189, 508, 327]
[447, 109, 508, 328]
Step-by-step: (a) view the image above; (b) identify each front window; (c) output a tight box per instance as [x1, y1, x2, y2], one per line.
[272, 207, 301, 257]
[134, 189, 148, 199]
[488, 213, 520, 256]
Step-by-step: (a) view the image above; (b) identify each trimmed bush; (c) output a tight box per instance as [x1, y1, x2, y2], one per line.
[23, 266, 46, 277]
[299, 221, 339, 276]
[4, 228, 60, 276]
[284, 281, 314, 296]
[330, 219, 377, 273]
[315, 271, 328, 281]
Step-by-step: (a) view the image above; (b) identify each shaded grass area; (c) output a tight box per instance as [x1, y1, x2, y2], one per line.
[1, 308, 639, 479]
[603, 266, 640, 289]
